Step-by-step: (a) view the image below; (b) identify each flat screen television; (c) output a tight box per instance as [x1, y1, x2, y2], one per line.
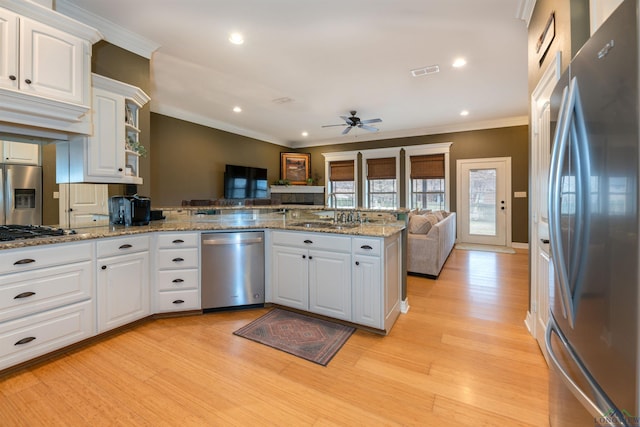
[223, 164, 268, 199]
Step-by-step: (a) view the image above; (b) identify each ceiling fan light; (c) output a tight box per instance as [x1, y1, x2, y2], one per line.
[229, 32, 244, 45]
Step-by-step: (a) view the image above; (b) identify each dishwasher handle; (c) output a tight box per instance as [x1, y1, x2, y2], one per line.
[202, 236, 263, 246]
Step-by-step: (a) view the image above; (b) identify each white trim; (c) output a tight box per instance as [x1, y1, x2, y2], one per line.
[322, 151, 358, 207]
[404, 142, 453, 211]
[400, 298, 410, 314]
[361, 147, 402, 209]
[55, 0, 159, 58]
[516, 0, 537, 27]
[291, 115, 528, 149]
[512, 242, 529, 250]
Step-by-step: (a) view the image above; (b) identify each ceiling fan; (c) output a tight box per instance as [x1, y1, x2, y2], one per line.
[322, 111, 382, 135]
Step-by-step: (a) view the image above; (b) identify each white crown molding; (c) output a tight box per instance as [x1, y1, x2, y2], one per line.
[55, 0, 159, 58]
[0, 0, 101, 42]
[516, 0, 537, 27]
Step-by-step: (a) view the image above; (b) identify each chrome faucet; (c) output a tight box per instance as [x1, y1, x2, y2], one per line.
[328, 193, 338, 223]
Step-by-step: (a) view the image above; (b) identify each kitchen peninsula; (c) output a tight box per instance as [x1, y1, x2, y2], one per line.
[0, 206, 406, 373]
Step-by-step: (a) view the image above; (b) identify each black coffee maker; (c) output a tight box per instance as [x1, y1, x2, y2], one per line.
[109, 195, 151, 226]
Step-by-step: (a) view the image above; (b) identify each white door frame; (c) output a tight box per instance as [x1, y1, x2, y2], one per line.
[456, 157, 512, 247]
[526, 51, 561, 357]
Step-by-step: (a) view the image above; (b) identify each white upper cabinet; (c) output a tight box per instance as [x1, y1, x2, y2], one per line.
[2, 140, 39, 164]
[0, 3, 101, 136]
[56, 74, 149, 184]
[19, 17, 85, 105]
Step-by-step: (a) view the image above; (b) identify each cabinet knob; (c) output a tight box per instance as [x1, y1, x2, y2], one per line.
[118, 168, 123, 172]
[302, 254, 306, 259]
[309, 255, 313, 260]
[24, 79, 32, 84]
[355, 261, 360, 266]
[8, 75, 16, 81]
[101, 265, 107, 270]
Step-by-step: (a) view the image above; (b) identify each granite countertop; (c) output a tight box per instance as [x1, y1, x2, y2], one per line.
[0, 218, 406, 250]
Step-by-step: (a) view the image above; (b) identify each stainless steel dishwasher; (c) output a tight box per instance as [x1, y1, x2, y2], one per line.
[201, 231, 265, 311]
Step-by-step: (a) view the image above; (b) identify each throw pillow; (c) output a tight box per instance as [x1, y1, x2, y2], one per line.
[433, 210, 444, 221]
[409, 215, 433, 234]
[424, 213, 439, 227]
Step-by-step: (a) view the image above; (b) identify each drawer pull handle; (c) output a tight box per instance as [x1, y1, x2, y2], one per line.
[14, 291, 36, 299]
[360, 245, 373, 250]
[172, 278, 184, 283]
[172, 239, 184, 244]
[541, 238, 550, 244]
[119, 244, 133, 249]
[172, 257, 184, 262]
[14, 258, 35, 265]
[173, 299, 185, 304]
[303, 239, 313, 244]
[15, 336, 36, 346]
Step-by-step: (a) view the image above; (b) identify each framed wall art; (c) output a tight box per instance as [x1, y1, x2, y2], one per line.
[280, 152, 311, 185]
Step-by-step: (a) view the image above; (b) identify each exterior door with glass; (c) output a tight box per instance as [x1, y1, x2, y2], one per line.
[457, 158, 511, 246]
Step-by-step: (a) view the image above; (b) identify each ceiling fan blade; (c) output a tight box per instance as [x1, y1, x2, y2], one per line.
[358, 124, 379, 132]
[342, 126, 353, 135]
[322, 123, 348, 128]
[360, 118, 382, 124]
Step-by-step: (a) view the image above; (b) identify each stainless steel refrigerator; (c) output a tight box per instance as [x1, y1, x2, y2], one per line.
[547, 1, 639, 425]
[0, 164, 42, 226]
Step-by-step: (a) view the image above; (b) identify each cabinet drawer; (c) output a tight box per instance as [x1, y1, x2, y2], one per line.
[0, 242, 92, 275]
[97, 235, 149, 258]
[0, 300, 94, 371]
[271, 230, 351, 252]
[156, 290, 200, 312]
[156, 248, 198, 269]
[352, 237, 382, 256]
[156, 232, 199, 249]
[0, 261, 93, 322]
[156, 269, 199, 291]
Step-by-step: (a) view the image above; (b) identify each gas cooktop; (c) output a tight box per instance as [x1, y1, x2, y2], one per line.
[0, 225, 66, 241]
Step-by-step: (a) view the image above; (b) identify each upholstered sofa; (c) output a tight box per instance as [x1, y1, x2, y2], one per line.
[406, 210, 456, 278]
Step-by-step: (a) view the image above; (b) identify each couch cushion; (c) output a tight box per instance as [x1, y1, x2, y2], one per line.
[409, 215, 433, 234]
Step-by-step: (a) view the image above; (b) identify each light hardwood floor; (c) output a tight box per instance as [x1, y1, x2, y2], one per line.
[0, 248, 548, 426]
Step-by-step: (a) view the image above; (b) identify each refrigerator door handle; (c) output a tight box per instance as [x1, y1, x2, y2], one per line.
[548, 84, 572, 322]
[545, 315, 623, 425]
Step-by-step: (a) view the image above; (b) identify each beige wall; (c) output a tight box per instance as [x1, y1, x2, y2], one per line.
[150, 113, 285, 206]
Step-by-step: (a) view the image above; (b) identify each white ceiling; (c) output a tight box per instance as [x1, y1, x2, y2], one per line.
[57, 0, 530, 148]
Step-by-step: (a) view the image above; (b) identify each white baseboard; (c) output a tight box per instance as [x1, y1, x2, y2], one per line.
[512, 242, 530, 250]
[524, 311, 534, 335]
[401, 298, 410, 313]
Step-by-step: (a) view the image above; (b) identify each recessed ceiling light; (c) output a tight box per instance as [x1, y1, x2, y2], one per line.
[301, 131, 309, 137]
[229, 32, 244, 45]
[460, 110, 469, 116]
[453, 58, 467, 68]
[233, 106, 242, 113]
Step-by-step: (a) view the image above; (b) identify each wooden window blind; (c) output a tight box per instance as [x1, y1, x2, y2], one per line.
[329, 160, 354, 181]
[410, 154, 445, 179]
[367, 157, 396, 179]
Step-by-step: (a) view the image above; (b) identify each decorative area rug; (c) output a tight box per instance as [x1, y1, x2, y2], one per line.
[455, 243, 517, 254]
[233, 308, 355, 366]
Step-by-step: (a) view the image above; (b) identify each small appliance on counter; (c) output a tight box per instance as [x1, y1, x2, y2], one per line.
[109, 195, 151, 226]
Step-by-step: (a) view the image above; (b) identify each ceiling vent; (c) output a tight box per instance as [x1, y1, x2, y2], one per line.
[410, 65, 440, 77]
[272, 97, 294, 104]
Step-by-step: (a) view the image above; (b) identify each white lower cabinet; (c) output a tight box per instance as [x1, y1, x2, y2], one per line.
[0, 241, 95, 370]
[97, 236, 150, 333]
[153, 232, 200, 313]
[270, 230, 401, 330]
[352, 234, 401, 331]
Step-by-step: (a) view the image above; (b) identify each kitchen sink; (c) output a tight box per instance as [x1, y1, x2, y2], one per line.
[289, 221, 359, 230]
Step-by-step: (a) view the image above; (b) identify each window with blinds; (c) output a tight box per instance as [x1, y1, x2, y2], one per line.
[366, 157, 397, 209]
[409, 154, 446, 210]
[328, 160, 355, 208]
